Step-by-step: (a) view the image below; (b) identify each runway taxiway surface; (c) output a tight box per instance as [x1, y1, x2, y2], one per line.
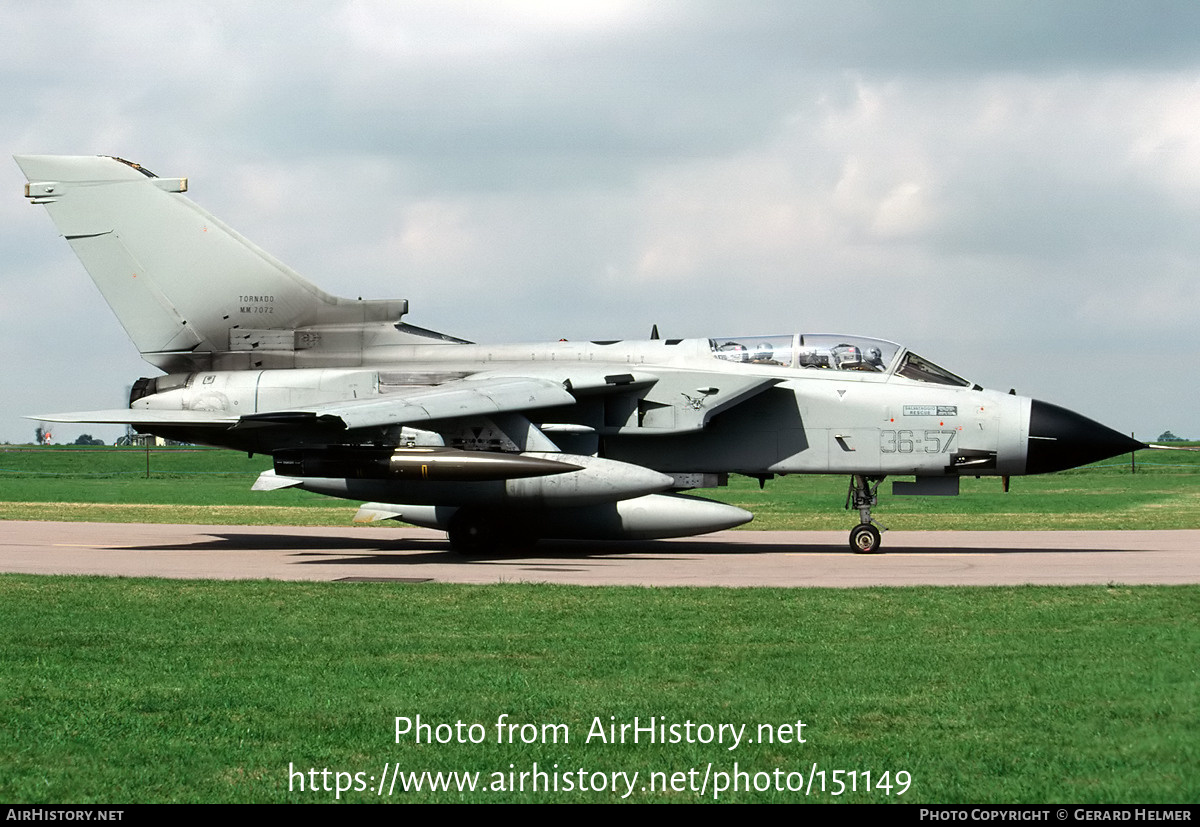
[0, 521, 1196, 586]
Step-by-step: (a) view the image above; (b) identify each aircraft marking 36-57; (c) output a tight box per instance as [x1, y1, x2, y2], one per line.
[16, 155, 1163, 554]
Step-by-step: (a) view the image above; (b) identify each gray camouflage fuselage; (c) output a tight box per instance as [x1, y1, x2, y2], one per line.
[16, 155, 1143, 552]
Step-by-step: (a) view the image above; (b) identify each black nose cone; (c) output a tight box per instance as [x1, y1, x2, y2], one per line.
[1026, 400, 1147, 474]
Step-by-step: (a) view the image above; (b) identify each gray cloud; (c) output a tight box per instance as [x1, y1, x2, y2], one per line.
[2, 1, 1198, 444]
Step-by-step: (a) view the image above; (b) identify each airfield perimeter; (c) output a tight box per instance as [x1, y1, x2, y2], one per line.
[2, 521, 1197, 586]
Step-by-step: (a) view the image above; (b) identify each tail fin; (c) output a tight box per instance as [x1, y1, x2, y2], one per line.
[16, 155, 448, 372]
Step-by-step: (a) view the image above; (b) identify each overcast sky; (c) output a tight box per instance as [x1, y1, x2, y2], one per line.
[2, 1, 1198, 446]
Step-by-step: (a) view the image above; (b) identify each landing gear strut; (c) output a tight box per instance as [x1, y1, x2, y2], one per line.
[845, 475, 886, 554]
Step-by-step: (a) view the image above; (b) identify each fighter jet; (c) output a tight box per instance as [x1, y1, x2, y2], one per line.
[16, 155, 1149, 553]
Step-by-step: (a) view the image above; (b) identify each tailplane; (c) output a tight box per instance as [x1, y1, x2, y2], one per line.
[16, 155, 459, 372]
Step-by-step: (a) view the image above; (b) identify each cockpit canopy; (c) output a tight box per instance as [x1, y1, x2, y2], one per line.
[710, 334, 973, 387]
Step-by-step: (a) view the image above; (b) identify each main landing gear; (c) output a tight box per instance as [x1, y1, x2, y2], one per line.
[447, 508, 536, 556]
[846, 474, 886, 554]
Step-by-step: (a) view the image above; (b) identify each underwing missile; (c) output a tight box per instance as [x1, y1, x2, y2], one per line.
[259, 453, 674, 508]
[273, 447, 581, 481]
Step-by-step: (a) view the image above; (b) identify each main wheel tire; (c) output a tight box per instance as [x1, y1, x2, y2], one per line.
[447, 510, 539, 557]
[849, 524, 882, 554]
[447, 510, 498, 556]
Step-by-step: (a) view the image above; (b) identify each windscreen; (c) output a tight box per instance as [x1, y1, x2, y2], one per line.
[895, 351, 972, 386]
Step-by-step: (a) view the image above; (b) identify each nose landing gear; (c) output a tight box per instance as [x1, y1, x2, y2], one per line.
[846, 474, 886, 553]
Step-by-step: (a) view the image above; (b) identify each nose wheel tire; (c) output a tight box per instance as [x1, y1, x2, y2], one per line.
[849, 524, 882, 554]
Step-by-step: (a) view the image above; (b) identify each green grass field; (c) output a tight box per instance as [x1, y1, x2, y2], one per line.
[2, 578, 1196, 803]
[1, 446, 1196, 804]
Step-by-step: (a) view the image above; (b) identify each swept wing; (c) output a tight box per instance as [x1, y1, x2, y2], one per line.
[34, 375, 578, 432]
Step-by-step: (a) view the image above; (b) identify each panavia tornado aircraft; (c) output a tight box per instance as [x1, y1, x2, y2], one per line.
[17, 155, 1151, 553]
